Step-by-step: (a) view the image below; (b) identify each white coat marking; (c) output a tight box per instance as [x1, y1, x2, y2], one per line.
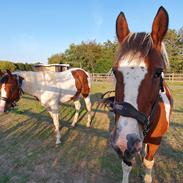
[160, 90, 171, 122]
[118, 56, 147, 109]
[116, 55, 147, 150]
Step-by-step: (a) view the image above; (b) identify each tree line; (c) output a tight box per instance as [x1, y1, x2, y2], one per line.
[0, 61, 33, 71]
[48, 28, 183, 73]
[0, 28, 182, 73]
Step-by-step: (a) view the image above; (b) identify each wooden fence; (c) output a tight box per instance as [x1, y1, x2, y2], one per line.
[91, 73, 183, 82]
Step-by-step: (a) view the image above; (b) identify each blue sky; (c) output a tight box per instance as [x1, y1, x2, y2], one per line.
[0, 0, 182, 63]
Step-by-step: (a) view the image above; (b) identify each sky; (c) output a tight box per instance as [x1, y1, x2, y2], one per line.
[0, 0, 182, 63]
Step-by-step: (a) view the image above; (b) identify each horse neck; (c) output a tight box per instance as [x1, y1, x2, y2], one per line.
[15, 71, 40, 97]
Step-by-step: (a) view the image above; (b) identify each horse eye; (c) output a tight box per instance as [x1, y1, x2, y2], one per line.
[154, 69, 163, 79]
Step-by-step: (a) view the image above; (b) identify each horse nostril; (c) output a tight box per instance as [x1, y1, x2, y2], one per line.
[134, 141, 142, 152]
[127, 137, 142, 154]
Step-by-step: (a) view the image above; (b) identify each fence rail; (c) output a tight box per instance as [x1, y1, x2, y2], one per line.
[91, 73, 183, 82]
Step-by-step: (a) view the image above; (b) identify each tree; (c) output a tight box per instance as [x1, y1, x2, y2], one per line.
[24, 63, 33, 71]
[0, 61, 16, 71]
[15, 63, 26, 71]
[48, 53, 67, 64]
[164, 28, 183, 73]
[47, 28, 183, 73]
[95, 40, 117, 73]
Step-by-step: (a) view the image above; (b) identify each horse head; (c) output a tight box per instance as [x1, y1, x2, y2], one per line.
[0, 70, 24, 112]
[107, 6, 169, 166]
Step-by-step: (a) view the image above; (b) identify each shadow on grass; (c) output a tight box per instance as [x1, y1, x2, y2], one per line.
[1, 92, 112, 142]
[154, 136, 183, 183]
[0, 92, 121, 183]
[173, 108, 183, 113]
[2, 91, 182, 182]
[170, 121, 183, 129]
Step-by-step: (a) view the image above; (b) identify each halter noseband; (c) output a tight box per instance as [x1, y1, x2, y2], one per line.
[103, 74, 164, 137]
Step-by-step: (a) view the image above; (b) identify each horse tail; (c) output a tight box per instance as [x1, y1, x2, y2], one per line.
[71, 69, 91, 99]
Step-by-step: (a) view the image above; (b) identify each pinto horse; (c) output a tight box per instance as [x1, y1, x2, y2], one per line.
[103, 6, 173, 183]
[0, 69, 92, 144]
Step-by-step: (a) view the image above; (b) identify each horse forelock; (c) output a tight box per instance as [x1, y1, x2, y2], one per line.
[116, 32, 168, 68]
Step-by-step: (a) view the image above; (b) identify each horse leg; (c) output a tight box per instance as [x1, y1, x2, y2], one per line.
[121, 161, 132, 183]
[143, 143, 159, 183]
[49, 111, 61, 144]
[71, 100, 81, 127]
[84, 96, 92, 127]
[48, 111, 53, 118]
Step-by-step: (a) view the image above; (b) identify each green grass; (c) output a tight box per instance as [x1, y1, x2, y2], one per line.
[0, 81, 182, 183]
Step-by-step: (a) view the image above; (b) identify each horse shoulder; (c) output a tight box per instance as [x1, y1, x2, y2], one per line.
[144, 82, 173, 144]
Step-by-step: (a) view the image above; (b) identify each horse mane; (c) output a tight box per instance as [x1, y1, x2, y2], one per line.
[116, 32, 169, 67]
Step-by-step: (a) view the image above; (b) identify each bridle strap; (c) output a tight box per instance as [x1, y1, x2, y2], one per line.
[112, 102, 149, 126]
[105, 75, 164, 137]
[111, 101, 151, 136]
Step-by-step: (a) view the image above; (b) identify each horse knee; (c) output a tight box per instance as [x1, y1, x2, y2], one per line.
[51, 113, 61, 144]
[84, 96, 91, 112]
[143, 158, 154, 183]
[74, 100, 81, 111]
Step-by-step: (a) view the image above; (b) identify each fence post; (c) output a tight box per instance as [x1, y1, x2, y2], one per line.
[172, 73, 174, 82]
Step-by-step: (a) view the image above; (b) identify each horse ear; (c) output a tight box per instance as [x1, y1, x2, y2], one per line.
[6, 69, 12, 76]
[151, 6, 169, 47]
[116, 12, 130, 43]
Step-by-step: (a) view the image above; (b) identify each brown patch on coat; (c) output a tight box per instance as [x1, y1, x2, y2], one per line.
[112, 67, 124, 123]
[143, 83, 173, 160]
[71, 69, 90, 100]
[112, 6, 171, 162]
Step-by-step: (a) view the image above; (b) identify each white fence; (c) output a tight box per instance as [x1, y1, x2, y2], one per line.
[91, 73, 183, 82]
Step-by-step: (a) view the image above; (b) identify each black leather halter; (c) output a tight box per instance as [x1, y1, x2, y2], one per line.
[103, 75, 164, 137]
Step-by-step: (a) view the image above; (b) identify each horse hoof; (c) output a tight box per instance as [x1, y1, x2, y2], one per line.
[56, 140, 61, 145]
[144, 174, 152, 183]
[86, 124, 91, 128]
[70, 124, 75, 128]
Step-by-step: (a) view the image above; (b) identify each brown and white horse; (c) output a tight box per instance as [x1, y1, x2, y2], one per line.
[103, 6, 173, 183]
[0, 68, 92, 144]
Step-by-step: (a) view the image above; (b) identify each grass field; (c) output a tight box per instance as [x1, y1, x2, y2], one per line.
[0, 81, 183, 183]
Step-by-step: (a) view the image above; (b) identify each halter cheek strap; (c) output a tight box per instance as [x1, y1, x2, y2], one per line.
[110, 101, 151, 136]
[103, 75, 164, 137]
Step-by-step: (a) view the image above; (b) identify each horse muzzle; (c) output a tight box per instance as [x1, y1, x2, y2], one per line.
[110, 131, 142, 165]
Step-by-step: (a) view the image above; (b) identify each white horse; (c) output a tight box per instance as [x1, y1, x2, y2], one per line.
[0, 68, 92, 144]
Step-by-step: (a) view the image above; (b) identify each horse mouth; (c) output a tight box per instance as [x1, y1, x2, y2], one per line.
[110, 133, 140, 166]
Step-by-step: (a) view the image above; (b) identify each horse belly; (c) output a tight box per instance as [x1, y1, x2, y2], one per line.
[59, 80, 78, 103]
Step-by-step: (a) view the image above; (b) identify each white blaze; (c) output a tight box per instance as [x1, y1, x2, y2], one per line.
[160, 89, 171, 122]
[116, 56, 147, 150]
[118, 56, 147, 108]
